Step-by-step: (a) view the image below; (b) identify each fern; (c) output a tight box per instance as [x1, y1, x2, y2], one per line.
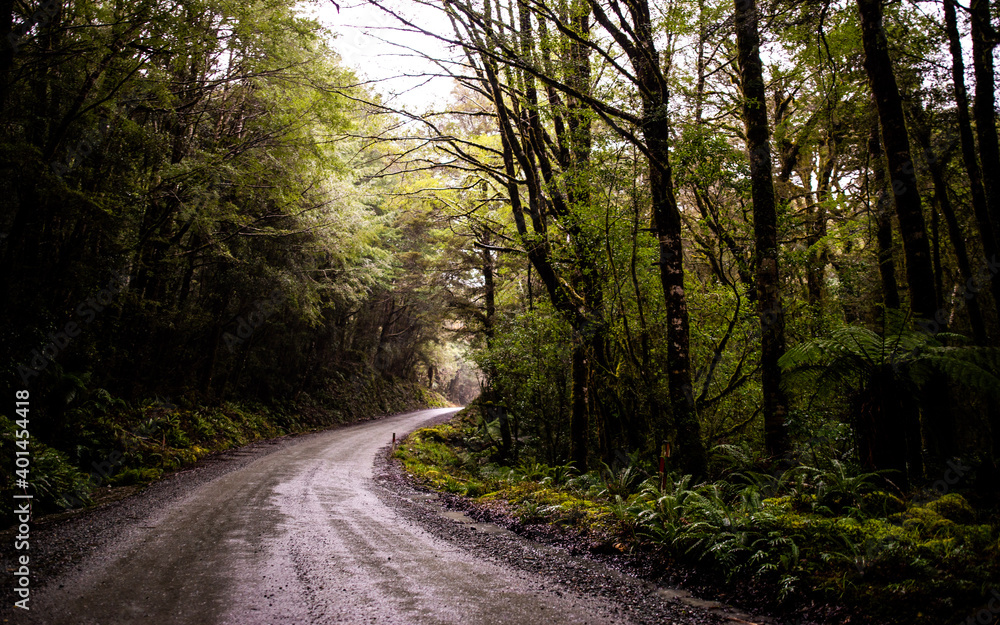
[780, 323, 999, 484]
[780, 324, 1000, 400]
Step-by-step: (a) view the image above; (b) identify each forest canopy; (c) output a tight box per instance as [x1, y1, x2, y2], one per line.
[0, 0, 468, 404]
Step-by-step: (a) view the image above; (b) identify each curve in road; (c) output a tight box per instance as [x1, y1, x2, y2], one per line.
[23, 408, 632, 625]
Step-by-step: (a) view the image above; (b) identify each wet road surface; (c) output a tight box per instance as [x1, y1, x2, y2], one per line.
[20, 408, 635, 624]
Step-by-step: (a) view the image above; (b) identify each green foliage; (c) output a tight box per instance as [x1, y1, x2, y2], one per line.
[598, 461, 644, 498]
[399, 412, 1000, 624]
[780, 324, 1000, 401]
[1, 415, 93, 515]
[114, 467, 164, 486]
[473, 308, 573, 463]
[780, 323, 1000, 484]
[923, 493, 976, 524]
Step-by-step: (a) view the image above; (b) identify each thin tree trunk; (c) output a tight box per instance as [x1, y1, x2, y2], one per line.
[570, 336, 590, 470]
[914, 125, 989, 343]
[970, 0, 1000, 244]
[869, 123, 901, 310]
[734, 0, 790, 459]
[806, 138, 836, 319]
[932, 199, 943, 305]
[479, 228, 509, 459]
[481, 235, 496, 341]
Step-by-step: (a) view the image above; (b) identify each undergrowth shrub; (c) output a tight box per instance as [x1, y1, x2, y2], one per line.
[397, 410, 1000, 625]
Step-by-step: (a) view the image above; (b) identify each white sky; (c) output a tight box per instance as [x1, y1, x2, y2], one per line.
[303, 0, 997, 121]
[305, 0, 457, 112]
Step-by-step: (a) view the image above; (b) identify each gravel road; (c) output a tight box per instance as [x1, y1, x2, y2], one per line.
[2, 408, 770, 625]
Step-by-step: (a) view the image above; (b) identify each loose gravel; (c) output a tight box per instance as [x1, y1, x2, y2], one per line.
[1, 410, 822, 625]
[372, 444, 801, 625]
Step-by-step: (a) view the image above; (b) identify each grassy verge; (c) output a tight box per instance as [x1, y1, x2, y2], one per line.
[394, 408, 1000, 625]
[3, 372, 448, 524]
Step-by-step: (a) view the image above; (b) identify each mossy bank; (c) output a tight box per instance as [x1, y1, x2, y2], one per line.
[395, 407, 1000, 625]
[2, 370, 448, 526]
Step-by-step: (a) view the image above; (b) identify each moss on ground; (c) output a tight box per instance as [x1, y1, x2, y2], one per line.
[395, 410, 1000, 625]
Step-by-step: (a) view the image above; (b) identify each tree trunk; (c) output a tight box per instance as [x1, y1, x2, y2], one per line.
[869, 122, 901, 310]
[734, 0, 790, 459]
[913, 122, 989, 343]
[644, 102, 707, 479]
[944, 0, 1000, 326]
[806, 137, 836, 323]
[857, 0, 938, 322]
[967, 0, 1000, 490]
[856, 372, 914, 490]
[481, 236, 496, 341]
[570, 336, 590, 470]
[586, 0, 706, 476]
[970, 0, 1000, 244]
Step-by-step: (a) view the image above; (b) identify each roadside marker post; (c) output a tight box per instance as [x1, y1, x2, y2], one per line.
[659, 442, 671, 491]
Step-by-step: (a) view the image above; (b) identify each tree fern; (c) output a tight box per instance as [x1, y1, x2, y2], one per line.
[780, 323, 1000, 488]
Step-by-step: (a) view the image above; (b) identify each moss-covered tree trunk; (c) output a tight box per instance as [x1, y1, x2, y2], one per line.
[626, 0, 707, 478]
[734, 0, 791, 459]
